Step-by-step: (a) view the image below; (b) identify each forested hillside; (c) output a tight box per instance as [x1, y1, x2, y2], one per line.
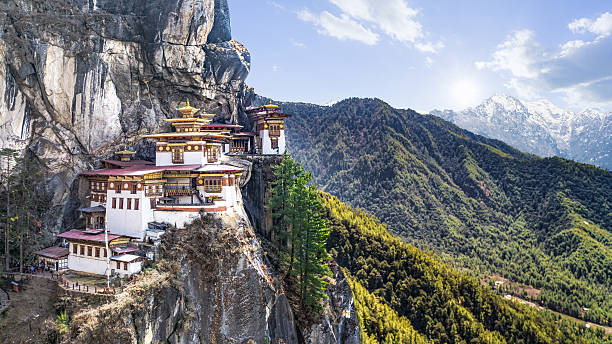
[280, 98, 612, 326]
[322, 194, 610, 344]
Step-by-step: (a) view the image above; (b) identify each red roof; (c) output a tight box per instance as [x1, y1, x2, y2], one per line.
[102, 160, 155, 168]
[36, 247, 69, 259]
[202, 123, 243, 129]
[58, 229, 123, 243]
[82, 164, 200, 176]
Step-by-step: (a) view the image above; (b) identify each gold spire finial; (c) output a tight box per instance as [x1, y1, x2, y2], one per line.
[176, 99, 199, 116]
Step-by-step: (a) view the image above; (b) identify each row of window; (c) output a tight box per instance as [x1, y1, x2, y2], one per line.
[89, 181, 107, 191]
[73, 243, 107, 258]
[268, 124, 282, 136]
[111, 198, 140, 210]
[114, 183, 139, 194]
[71, 244, 130, 270]
[169, 146, 220, 164]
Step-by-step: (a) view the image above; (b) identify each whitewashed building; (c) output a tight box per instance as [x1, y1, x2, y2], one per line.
[45, 100, 291, 277]
[246, 103, 291, 154]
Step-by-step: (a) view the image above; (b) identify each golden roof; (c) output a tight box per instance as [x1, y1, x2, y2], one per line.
[264, 100, 279, 108]
[115, 150, 136, 155]
[142, 132, 231, 139]
[176, 99, 199, 116]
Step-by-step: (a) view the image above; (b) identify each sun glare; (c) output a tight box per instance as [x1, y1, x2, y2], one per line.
[450, 80, 481, 109]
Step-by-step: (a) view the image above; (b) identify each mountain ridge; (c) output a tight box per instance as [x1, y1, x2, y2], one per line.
[431, 94, 611, 169]
[275, 96, 612, 326]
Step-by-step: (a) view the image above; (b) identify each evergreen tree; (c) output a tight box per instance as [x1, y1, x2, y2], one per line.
[267, 154, 331, 310]
[266, 153, 296, 252]
[296, 184, 331, 309]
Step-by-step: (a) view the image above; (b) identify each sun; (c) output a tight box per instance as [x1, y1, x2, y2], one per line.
[450, 80, 481, 109]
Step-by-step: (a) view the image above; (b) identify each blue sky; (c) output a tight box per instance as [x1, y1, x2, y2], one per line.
[227, 0, 612, 113]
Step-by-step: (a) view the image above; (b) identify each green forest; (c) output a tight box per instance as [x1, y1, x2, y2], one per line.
[281, 98, 612, 326]
[322, 193, 611, 344]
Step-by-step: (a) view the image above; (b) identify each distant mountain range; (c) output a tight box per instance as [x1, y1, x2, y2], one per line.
[431, 95, 612, 170]
[279, 97, 612, 327]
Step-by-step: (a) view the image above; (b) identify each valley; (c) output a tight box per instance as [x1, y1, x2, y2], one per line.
[280, 97, 612, 327]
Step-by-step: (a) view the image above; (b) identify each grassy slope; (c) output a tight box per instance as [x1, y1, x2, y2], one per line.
[281, 98, 612, 325]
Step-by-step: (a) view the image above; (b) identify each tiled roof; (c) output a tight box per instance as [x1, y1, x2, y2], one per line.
[58, 229, 123, 243]
[202, 123, 243, 129]
[102, 160, 155, 168]
[81, 164, 200, 176]
[79, 206, 106, 213]
[195, 164, 245, 173]
[110, 254, 143, 263]
[112, 247, 138, 254]
[35, 247, 69, 259]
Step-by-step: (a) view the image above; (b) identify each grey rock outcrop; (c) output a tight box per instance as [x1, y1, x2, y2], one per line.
[0, 0, 252, 231]
[74, 207, 359, 344]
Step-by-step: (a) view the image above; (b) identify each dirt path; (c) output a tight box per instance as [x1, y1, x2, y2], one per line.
[509, 295, 612, 335]
[0, 277, 61, 343]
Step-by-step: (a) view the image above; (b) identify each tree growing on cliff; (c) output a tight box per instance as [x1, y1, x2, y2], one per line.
[266, 153, 296, 251]
[267, 154, 331, 310]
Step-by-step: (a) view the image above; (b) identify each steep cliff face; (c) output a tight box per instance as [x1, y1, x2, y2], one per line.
[0, 0, 252, 231]
[71, 206, 359, 344]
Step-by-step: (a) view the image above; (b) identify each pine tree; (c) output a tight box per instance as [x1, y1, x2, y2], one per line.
[266, 153, 296, 250]
[297, 184, 331, 310]
[266, 154, 331, 310]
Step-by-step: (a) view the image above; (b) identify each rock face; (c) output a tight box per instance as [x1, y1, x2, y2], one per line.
[0, 0, 252, 231]
[431, 95, 612, 170]
[73, 205, 360, 344]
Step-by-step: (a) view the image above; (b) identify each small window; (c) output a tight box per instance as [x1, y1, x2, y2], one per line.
[134, 199, 140, 210]
[203, 178, 222, 193]
[269, 123, 281, 136]
[172, 147, 184, 164]
[116, 261, 121, 269]
[127, 198, 131, 210]
[131, 183, 137, 194]
[150, 198, 156, 209]
[124, 262, 128, 270]
[271, 138, 279, 149]
[87, 246, 92, 256]
[112, 198, 117, 209]
[72, 244, 77, 254]
[103, 248, 107, 257]
[115, 182, 121, 193]
[119, 198, 123, 209]
[206, 146, 219, 163]
[95, 247, 100, 258]
[80, 245, 85, 255]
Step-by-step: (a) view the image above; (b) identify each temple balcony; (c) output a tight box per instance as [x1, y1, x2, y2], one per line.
[164, 183, 195, 196]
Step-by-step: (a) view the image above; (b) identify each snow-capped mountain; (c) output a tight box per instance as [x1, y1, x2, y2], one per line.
[431, 95, 611, 170]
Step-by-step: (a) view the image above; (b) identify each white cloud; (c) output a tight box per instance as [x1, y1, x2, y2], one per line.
[272, 65, 279, 72]
[415, 41, 445, 53]
[267, 1, 285, 11]
[569, 12, 612, 37]
[425, 57, 434, 68]
[475, 29, 543, 79]
[297, 9, 379, 45]
[298, 0, 441, 53]
[290, 38, 306, 48]
[477, 13, 612, 109]
[330, 0, 422, 43]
